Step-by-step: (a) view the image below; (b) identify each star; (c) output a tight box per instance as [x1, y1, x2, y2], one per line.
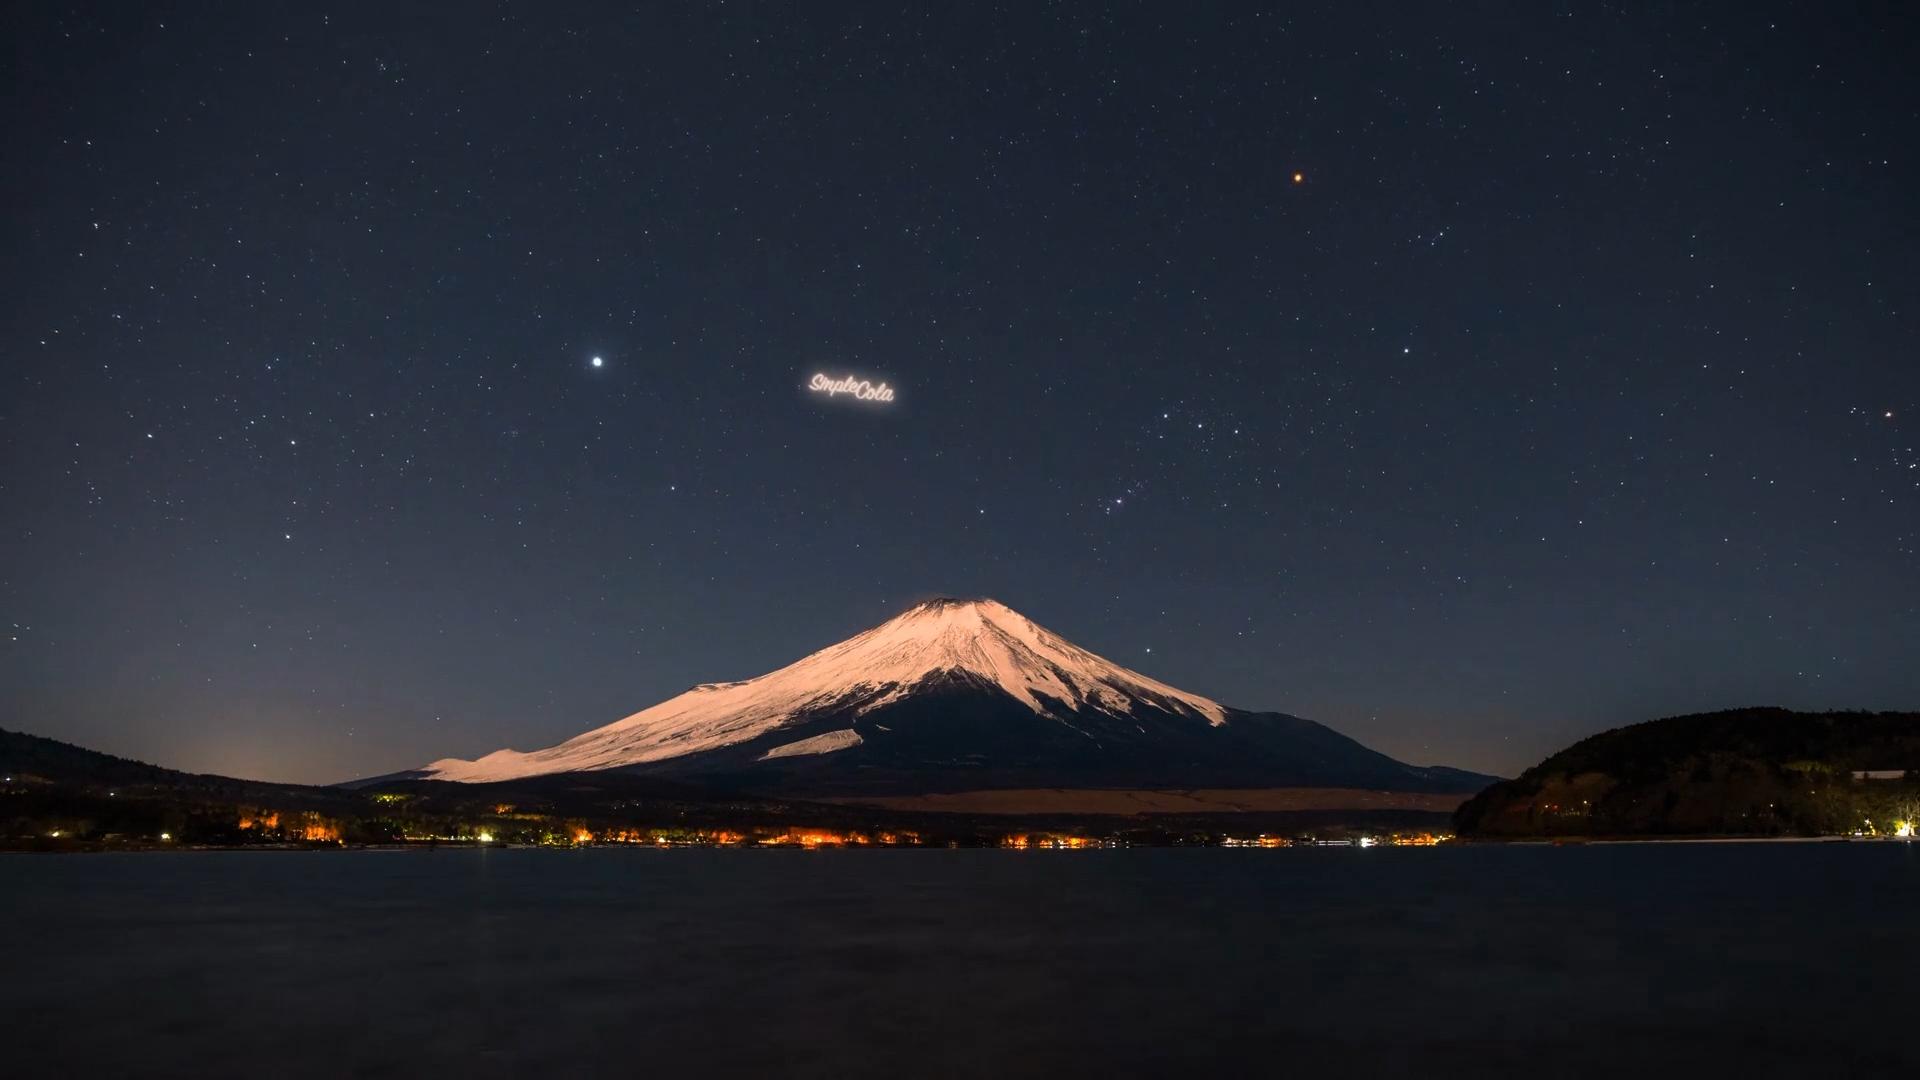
[590, 356, 604, 368]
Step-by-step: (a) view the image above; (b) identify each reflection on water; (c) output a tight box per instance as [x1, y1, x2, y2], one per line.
[3, 845, 1916, 1078]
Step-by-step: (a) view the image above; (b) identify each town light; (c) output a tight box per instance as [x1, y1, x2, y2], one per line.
[476, 830, 494, 843]
[1897, 821, 1916, 839]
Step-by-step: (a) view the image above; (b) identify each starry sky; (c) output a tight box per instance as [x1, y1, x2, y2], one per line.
[4, 3, 1915, 784]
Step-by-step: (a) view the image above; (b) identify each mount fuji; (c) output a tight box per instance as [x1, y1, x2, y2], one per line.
[410, 598, 1494, 795]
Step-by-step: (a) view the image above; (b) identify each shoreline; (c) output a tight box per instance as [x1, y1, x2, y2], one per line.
[5, 834, 1913, 854]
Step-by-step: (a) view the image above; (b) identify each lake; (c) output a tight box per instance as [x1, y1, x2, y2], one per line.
[3, 844, 1915, 1078]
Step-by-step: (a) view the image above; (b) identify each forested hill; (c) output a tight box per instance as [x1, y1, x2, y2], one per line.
[1454, 708, 1920, 838]
[0, 727, 326, 799]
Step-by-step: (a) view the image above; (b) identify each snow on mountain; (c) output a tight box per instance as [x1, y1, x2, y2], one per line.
[759, 728, 863, 761]
[420, 598, 1229, 782]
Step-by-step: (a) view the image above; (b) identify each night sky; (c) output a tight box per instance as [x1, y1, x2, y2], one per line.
[4, 3, 1915, 784]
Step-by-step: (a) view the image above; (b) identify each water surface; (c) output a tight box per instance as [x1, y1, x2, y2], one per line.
[4, 844, 1915, 1078]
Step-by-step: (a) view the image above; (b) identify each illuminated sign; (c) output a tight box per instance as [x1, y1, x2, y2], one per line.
[808, 373, 895, 403]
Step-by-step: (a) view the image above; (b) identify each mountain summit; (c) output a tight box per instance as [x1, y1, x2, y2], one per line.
[417, 598, 1492, 794]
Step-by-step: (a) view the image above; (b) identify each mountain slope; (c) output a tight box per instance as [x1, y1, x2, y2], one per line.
[417, 598, 1496, 794]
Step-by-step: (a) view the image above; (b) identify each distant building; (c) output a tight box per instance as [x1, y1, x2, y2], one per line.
[1851, 769, 1910, 781]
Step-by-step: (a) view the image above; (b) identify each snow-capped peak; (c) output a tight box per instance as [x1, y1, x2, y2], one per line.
[419, 597, 1228, 782]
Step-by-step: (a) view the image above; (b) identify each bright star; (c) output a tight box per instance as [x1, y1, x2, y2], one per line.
[591, 356, 604, 368]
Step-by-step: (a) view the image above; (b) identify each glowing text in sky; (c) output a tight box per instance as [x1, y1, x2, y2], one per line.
[809, 373, 896, 403]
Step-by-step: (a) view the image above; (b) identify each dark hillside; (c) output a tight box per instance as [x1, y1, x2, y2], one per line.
[1455, 709, 1920, 838]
